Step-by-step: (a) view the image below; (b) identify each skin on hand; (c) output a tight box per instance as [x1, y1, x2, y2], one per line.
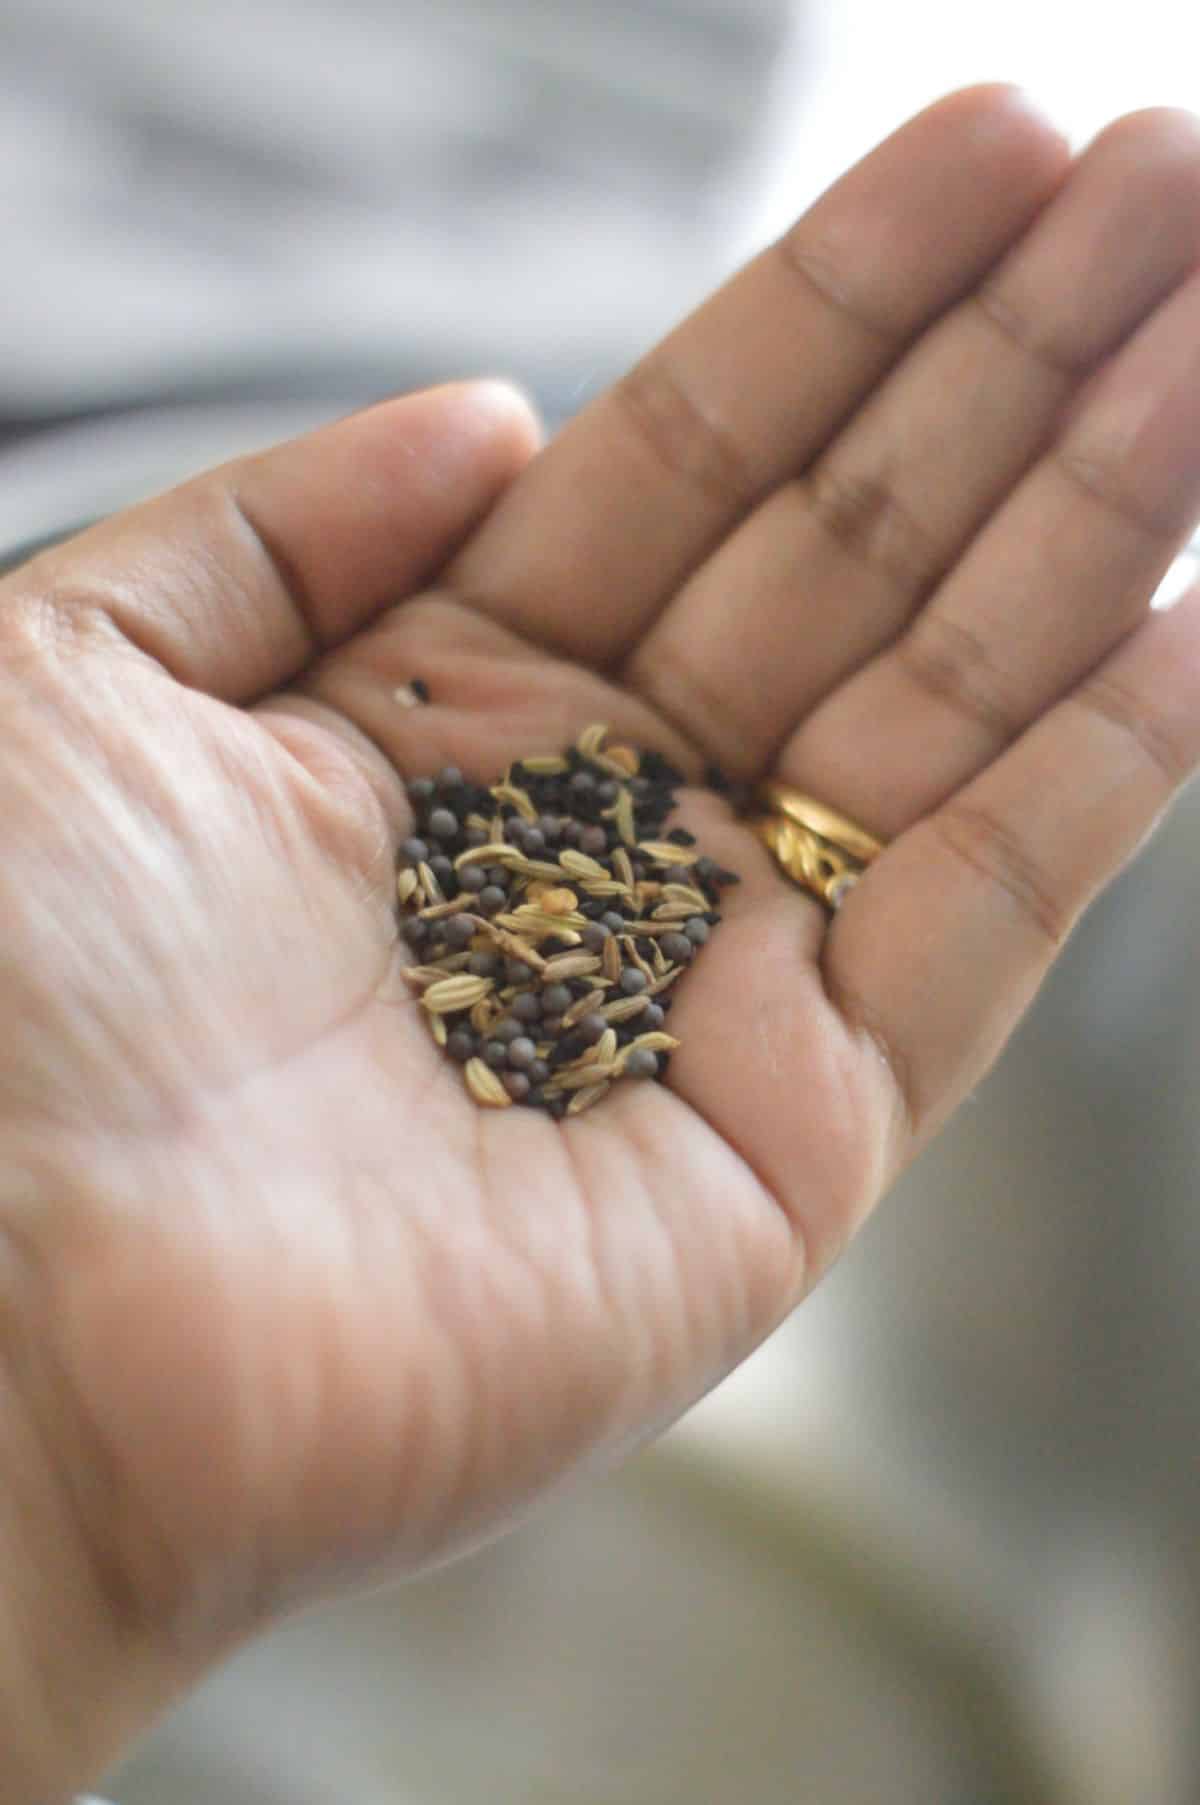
[4, 83, 1200, 1800]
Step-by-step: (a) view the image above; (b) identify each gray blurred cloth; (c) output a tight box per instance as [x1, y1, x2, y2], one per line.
[0, 0, 796, 415]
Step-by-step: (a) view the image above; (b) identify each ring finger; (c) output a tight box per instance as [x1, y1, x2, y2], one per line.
[626, 109, 1200, 786]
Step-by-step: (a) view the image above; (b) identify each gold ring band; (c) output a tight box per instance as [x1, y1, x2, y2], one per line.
[749, 783, 885, 911]
[757, 783, 884, 863]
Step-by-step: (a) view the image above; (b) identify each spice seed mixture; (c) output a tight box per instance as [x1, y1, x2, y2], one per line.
[396, 723, 739, 1115]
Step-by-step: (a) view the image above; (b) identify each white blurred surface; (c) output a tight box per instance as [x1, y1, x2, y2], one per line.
[740, 0, 1200, 255]
[106, 1441, 1039, 1805]
[0, 0, 792, 412]
[6, 0, 1200, 412]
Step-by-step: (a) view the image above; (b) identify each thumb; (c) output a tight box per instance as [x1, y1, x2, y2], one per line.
[2, 380, 543, 702]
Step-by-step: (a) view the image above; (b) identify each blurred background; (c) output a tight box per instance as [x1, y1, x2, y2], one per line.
[3, 1, 1198, 1800]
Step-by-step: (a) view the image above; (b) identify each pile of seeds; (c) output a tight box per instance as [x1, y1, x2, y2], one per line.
[396, 723, 738, 1115]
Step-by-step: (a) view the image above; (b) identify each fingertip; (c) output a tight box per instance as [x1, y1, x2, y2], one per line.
[934, 80, 1072, 163]
[339, 378, 543, 499]
[1084, 102, 1200, 162]
[440, 377, 546, 463]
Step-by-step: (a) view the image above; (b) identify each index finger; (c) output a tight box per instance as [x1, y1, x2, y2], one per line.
[448, 85, 1071, 668]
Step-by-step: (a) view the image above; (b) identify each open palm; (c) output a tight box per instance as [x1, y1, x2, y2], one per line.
[6, 87, 1200, 1792]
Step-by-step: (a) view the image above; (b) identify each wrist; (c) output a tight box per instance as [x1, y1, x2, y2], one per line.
[0, 1166, 198, 1802]
[0, 1378, 138, 1799]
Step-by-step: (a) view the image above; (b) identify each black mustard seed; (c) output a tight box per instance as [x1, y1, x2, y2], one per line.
[443, 915, 477, 949]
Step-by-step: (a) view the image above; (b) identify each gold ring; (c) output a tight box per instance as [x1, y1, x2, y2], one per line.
[749, 783, 885, 910]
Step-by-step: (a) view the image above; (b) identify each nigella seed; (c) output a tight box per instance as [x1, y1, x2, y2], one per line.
[619, 968, 649, 995]
[507, 1037, 538, 1070]
[660, 933, 694, 963]
[400, 837, 429, 864]
[684, 917, 709, 945]
[662, 864, 693, 886]
[667, 828, 697, 846]
[447, 1028, 476, 1063]
[427, 807, 459, 840]
[541, 983, 573, 1016]
[457, 864, 487, 892]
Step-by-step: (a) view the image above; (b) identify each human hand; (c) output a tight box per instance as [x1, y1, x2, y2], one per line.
[5, 85, 1200, 1800]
